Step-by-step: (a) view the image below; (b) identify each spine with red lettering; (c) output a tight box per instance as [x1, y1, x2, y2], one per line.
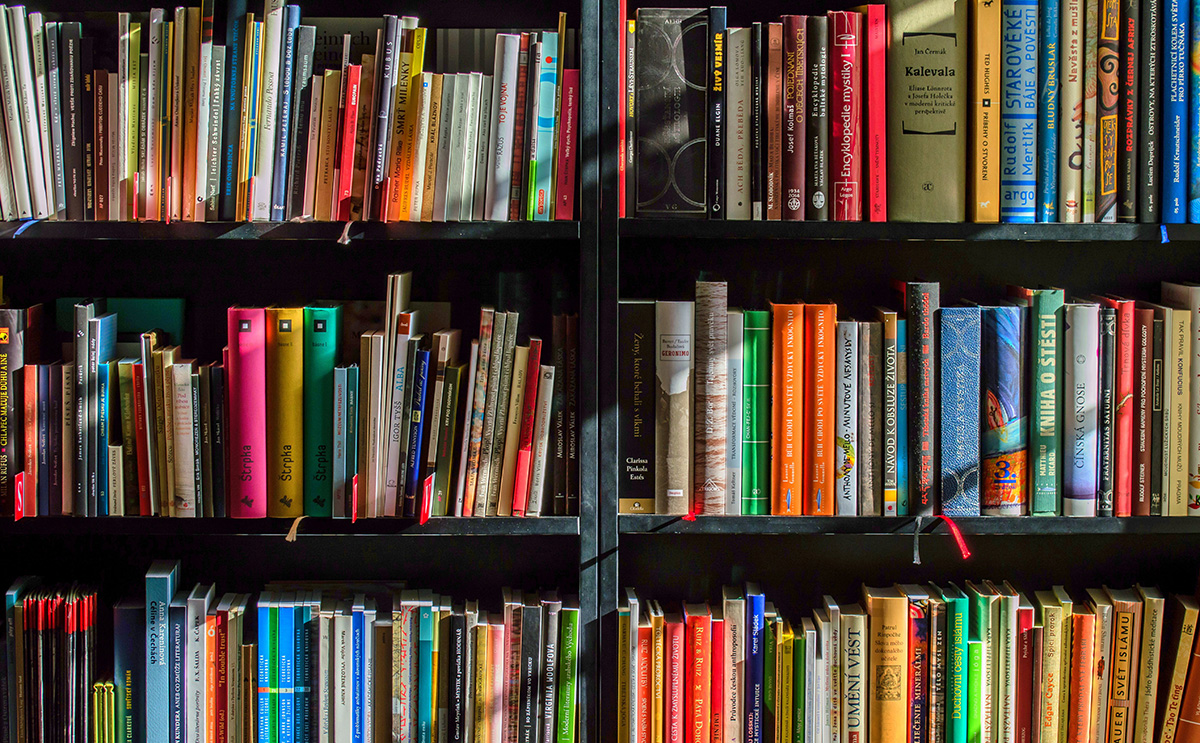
[904, 282, 939, 515]
[1117, 0, 1139, 221]
[781, 15, 806, 221]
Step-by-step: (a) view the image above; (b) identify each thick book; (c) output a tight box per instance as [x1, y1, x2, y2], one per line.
[1020, 288, 1065, 515]
[1097, 0, 1120, 221]
[1083, 0, 1101, 220]
[1098, 307, 1118, 515]
[886, 0, 968, 221]
[835, 321, 859, 516]
[145, 560, 180, 743]
[266, 308, 303, 517]
[1117, 0, 1140, 222]
[227, 308, 267, 518]
[1098, 296, 1135, 516]
[707, 7, 725, 219]
[694, 282, 727, 514]
[940, 307, 982, 516]
[1134, 309, 1154, 514]
[905, 282, 939, 514]
[743, 310, 771, 514]
[219, 0, 247, 220]
[981, 306, 1028, 515]
[971, 0, 1001, 222]
[302, 307, 340, 517]
[772, 303, 805, 516]
[804, 304, 835, 516]
[1164, 0, 1188, 222]
[828, 11, 862, 221]
[1060, 0, 1085, 221]
[1139, 0, 1160, 221]
[115, 599, 145, 743]
[0, 309, 23, 515]
[1064, 304, 1101, 515]
[864, 587, 909, 743]
[1160, 282, 1200, 515]
[655, 301, 694, 515]
[856, 4, 887, 221]
[859, 322, 882, 515]
[1000, 0, 1039, 222]
[1158, 595, 1199, 741]
[781, 15, 805, 222]
[805, 16, 829, 221]
[725, 27, 750, 220]
[1037, 0, 1061, 221]
[766, 22, 783, 221]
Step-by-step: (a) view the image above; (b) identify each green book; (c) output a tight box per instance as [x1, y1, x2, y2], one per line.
[346, 366, 359, 483]
[1029, 288, 1064, 514]
[793, 628, 806, 743]
[117, 359, 139, 514]
[968, 639, 983, 743]
[965, 582, 998, 743]
[556, 600, 580, 743]
[764, 610, 777, 740]
[302, 306, 342, 517]
[743, 310, 771, 514]
[432, 363, 466, 516]
[939, 583, 970, 743]
[268, 598, 280, 743]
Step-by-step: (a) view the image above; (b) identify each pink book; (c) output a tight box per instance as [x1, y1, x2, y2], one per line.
[336, 65, 362, 221]
[227, 307, 267, 518]
[511, 337, 543, 516]
[860, 4, 887, 221]
[555, 69, 579, 221]
[829, 11, 863, 221]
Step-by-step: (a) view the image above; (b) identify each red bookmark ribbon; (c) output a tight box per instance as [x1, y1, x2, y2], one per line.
[938, 515, 972, 559]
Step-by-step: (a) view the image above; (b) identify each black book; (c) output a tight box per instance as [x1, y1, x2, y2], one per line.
[48, 363, 62, 515]
[449, 611, 467, 742]
[1117, 0, 1139, 221]
[35, 365, 48, 516]
[1139, 0, 1159, 221]
[625, 20, 637, 219]
[1098, 306, 1117, 516]
[805, 15, 829, 221]
[520, 40, 541, 221]
[0, 309, 24, 517]
[635, 8, 708, 217]
[551, 314, 567, 515]
[61, 23, 84, 221]
[905, 282, 939, 515]
[286, 25, 316, 220]
[73, 300, 104, 516]
[707, 6, 726, 219]
[618, 301, 655, 511]
[210, 365, 226, 517]
[81, 38, 94, 221]
[47, 23, 66, 220]
[518, 600, 543, 743]
[1150, 317, 1165, 513]
[565, 314, 578, 516]
[539, 595, 561, 743]
[750, 22, 763, 220]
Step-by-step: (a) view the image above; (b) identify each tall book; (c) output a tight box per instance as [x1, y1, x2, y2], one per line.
[227, 308, 267, 518]
[781, 15, 805, 222]
[1140, 0, 1161, 222]
[828, 11, 862, 221]
[656, 301, 694, 515]
[864, 586, 908, 743]
[905, 282, 940, 514]
[1098, 0, 1121, 221]
[1063, 303, 1101, 515]
[772, 303, 804, 516]
[1097, 296, 1135, 515]
[1157, 595, 1199, 742]
[1060, 0, 1085, 221]
[743, 310, 771, 515]
[859, 324, 882, 510]
[1105, 588, 1143, 743]
[805, 16, 829, 221]
[727, 310, 744, 515]
[856, 5, 887, 221]
[302, 306, 340, 517]
[1160, 281, 1200, 514]
[1083, 0, 1101, 220]
[146, 560, 180, 743]
[876, 309, 900, 515]
[1021, 288, 1066, 515]
[835, 321, 859, 516]
[1117, 0, 1141, 222]
[266, 308, 303, 517]
[1037, 0, 1061, 221]
[619, 301, 655, 513]
[1164, 0, 1189, 222]
[1000, 0, 1039, 222]
[707, 7, 725, 219]
[694, 282, 728, 514]
[940, 307, 981, 516]
[805, 304, 835, 516]
[971, 0, 1001, 222]
[765, 21, 783, 221]
[1099, 307, 1118, 515]
[981, 306, 1028, 515]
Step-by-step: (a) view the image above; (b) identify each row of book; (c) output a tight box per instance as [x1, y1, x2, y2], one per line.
[3, 560, 582, 743]
[618, 581, 1199, 743]
[0, 272, 581, 519]
[618, 280, 1200, 517]
[618, 0, 1190, 223]
[0, 6, 579, 223]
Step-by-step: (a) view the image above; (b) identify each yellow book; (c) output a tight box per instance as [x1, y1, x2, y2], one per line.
[431, 602, 445, 734]
[778, 618, 794, 743]
[496, 345, 529, 516]
[159, 346, 178, 516]
[182, 6, 200, 222]
[128, 23, 142, 218]
[397, 27, 426, 216]
[1104, 587, 1144, 743]
[235, 15, 256, 219]
[266, 307, 304, 517]
[649, 600, 665, 743]
[971, 0, 1000, 222]
[1035, 590, 1064, 743]
[617, 598, 632, 743]
[1053, 587, 1074, 743]
[315, 69, 340, 222]
[863, 586, 909, 743]
[386, 40, 414, 222]
[473, 618, 490, 742]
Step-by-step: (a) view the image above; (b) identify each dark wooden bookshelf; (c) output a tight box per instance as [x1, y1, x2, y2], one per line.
[618, 514, 1200, 536]
[0, 515, 580, 537]
[0, 219, 580, 241]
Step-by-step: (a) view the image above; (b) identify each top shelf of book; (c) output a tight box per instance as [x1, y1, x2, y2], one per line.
[0, 515, 580, 537]
[620, 220, 1199, 243]
[619, 515, 1200, 536]
[0, 220, 581, 242]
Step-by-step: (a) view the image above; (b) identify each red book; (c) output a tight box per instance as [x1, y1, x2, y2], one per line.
[23, 364, 36, 514]
[828, 10, 863, 221]
[335, 65, 362, 222]
[555, 70, 579, 221]
[637, 620, 653, 743]
[1133, 308, 1153, 514]
[131, 363, 152, 515]
[215, 606, 229, 743]
[1098, 296, 1134, 515]
[618, 0, 627, 219]
[710, 616, 724, 743]
[1067, 610, 1096, 742]
[857, 4, 887, 221]
[766, 22, 784, 221]
[509, 33, 532, 221]
[781, 15, 806, 221]
[226, 308, 267, 518]
[1015, 596, 1035, 743]
[512, 337, 543, 516]
[95, 69, 109, 221]
[665, 612, 686, 743]
[684, 604, 711, 743]
[907, 597, 928, 743]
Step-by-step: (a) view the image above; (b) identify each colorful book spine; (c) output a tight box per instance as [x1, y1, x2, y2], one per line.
[1165, 0, 1189, 222]
[781, 15, 805, 222]
[860, 4, 886, 222]
[1098, 0, 1121, 221]
[773, 303, 804, 516]
[1001, 0, 1039, 222]
[728, 310, 744, 515]
[940, 307, 982, 516]
[1060, 0, 1084, 221]
[1098, 307, 1118, 515]
[835, 321, 858, 516]
[1141, 0, 1161, 222]
[941, 585, 969, 743]
[1084, 0, 1100, 220]
[708, 8, 726, 220]
[1064, 304, 1100, 515]
[805, 305, 836, 516]
[1030, 290, 1065, 515]
[532, 32, 558, 221]
[266, 307, 303, 518]
[114, 600, 145, 743]
[829, 11, 862, 222]
[974, 0, 1002, 222]
[747, 589, 766, 743]
[555, 69, 578, 221]
[805, 17, 828, 221]
[1037, 0, 1060, 221]
[227, 308, 267, 518]
[1102, 297, 1135, 515]
[695, 282, 728, 515]
[1118, 0, 1140, 222]
[405, 350, 431, 504]
[302, 306, 340, 517]
[906, 283, 940, 515]
[743, 311, 771, 515]
[878, 310, 899, 515]
[897, 319, 909, 515]
[981, 306, 1028, 515]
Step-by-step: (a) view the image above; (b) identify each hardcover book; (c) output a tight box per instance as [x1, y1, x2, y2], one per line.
[971, 0, 1001, 222]
[1037, 0, 1061, 221]
[876, 308, 899, 515]
[940, 307, 981, 516]
[858, 321, 882, 515]
[828, 11, 862, 221]
[302, 306, 340, 517]
[1097, 0, 1120, 221]
[1000, 0, 1039, 222]
[772, 303, 804, 516]
[805, 16, 829, 221]
[743, 310, 771, 514]
[707, 7, 725, 219]
[619, 301, 655, 513]
[1059, 0, 1084, 221]
[227, 308, 267, 518]
[695, 282, 728, 514]
[805, 304, 836, 516]
[782, 15, 806, 222]
[1063, 303, 1100, 515]
[1117, 0, 1140, 222]
[981, 305, 1028, 515]
[835, 321, 858, 516]
[655, 301, 694, 515]
[904, 282, 939, 514]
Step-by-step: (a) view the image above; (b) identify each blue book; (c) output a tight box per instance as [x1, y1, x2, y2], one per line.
[97, 362, 110, 515]
[346, 367, 359, 482]
[168, 591, 188, 743]
[746, 585, 766, 743]
[1191, 0, 1200, 221]
[531, 32, 559, 221]
[36, 364, 49, 516]
[1001, 0, 1039, 222]
[1166, 0, 1190, 221]
[404, 350, 431, 500]
[88, 313, 117, 514]
[1037, 0, 1059, 221]
[417, 603, 434, 743]
[278, 593, 295, 743]
[220, 0, 248, 220]
[939, 583, 971, 743]
[296, 595, 313, 743]
[981, 306, 1028, 515]
[270, 7, 301, 221]
[352, 595, 365, 743]
[257, 592, 272, 743]
[114, 599, 145, 743]
[6, 578, 36, 743]
[940, 307, 982, 516]
[144, 560, 178, 743]
[897, 318, 909, 516]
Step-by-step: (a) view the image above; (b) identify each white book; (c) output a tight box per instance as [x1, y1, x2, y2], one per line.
[145, 9, 163, 221]
[839, 606, 867, 743]
[458, 71, 482, 221]
[430, 72, 455, 222]
[1063, 302, 1099, 515]
[185, 584, 214, 743]
[301, 73, 322, 220]
[8, 6, 47, 218]
[117, 12, 130, 220]
[1161, 281, 1200, 514]
[835, 321, 859, 515]
[171, 363, 197, 515]
[454, 340, 480, 516]
[193, 11, 214, 223]
[485, 34, 519, 221]
[1059, 0, 1084, 221]
[407, 72, 432, 220]
[726, 26, 750, 220]
[332, 604, 353, 743]
[802, 617, 817, 743]
[471, 74, 493, 220]
[443, 72, 470, 221]
[0, 75, 15, 220]
[0, 5, 24, 219]
[317, 598, 333, 743]
[170, 7, 185, 221]
[362, 598, 376, 741]
[821, 598, 842, 743]
[26, 13, 54, 219]
[251, 0, 285, 221]
[382, 321, 417, 516]
[726, 309, 744, 515]
[814, 610, 831, 743]
[721, 587, 744, 743]
[205, 46, 225, 220]
[526, 364, 555, 516]
[108, 444, 124, 515]
[994, 584, 1019, 743]
[108, 71, 119, 219]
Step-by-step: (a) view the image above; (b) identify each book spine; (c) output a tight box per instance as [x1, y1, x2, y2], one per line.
[404, 350, 430, 504]
[1098, 0, 1121, 221]
[749, 23, 763, 221]
[862, 5, 886, 222]
[859, 323, 882, 515]
[1164, 0, 1189, 222]
[656, 301, 694, 515]
[1140, 0, 1160, 221]
[266, 308, 303, 517]
[624, 21, 636, 220]
[206, 47, 226, 220]
[508, 35, 529, 221]
[1107, 608, 1139, 743]
[805, 305, 835, 516]
[335, 65, 362, 221]
[694, 283, 728, 514]
[1030, 290, 1065, 515]
[880, 312, 899, 515]
[743, 310, 772, 514]
[0, 7, 32, 220]
[907, 283, 940, 514]
[1001, 0, 1039, 222]
[1134, 310, 1154, 514]
[898, 320, 909, 515]
[270, 10, 299, 221]
[1117, 0, 1141, 222]
[940, 308, 983, 516]
[1084, 0, 1101, 220]
[554, 70, 578, 221]
[219, 0, 246, 220]
[1060, 0, 1085, 221]
[835, 322, 859, 516]
[63, 25, 85, 221]
[773, 304, 805, 516]
[766, 22, 783, 221]
[981, 306, 1029, 515]
[251, 0, 284, 220]
[10, 7, 49, 218]
[781, 16, 805, 222]
[1111, 300, 1135, 515]
[209, 367, 225, 515]
[908, 601, 929, 743]
[532, 37, 558, 221]
[805, 17, 829, 221]
[725, 28, 750, 220]
[1098, 307, 1118, 515]
[227, 309, 267, 518]
[708, 8, 726, 219]
[828, 11, 862, 221]
[945, 596, 969, 743]
[747, 594, 765, 743]
[726, 312, 744, 514]
[1166, 312, 1189, 515]
[973, 0, 1002, 222]
[1064, 305, 1100, 515]
[303, 307, 339, 517]
[1037, 0, 1061, 221]
[0, 311, 22, 515]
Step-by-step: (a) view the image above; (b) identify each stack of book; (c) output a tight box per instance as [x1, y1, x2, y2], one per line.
[619, 279, 1200, 517]
[4, 560, 582, 743]
[0, 271, 580, 519]
[618, 581, 1195, 743]
[620, 0, 1188, 223]
[0, 6, 579, 223]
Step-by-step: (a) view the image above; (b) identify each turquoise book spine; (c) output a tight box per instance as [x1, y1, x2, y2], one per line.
[302, 306, 341, 516]
[417, 605, 434, 743]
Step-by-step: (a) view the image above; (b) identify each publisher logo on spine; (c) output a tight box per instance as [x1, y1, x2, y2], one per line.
[279, 319, 292, 333]
[239, 320, 252, 333]
[659, 334, 691, 362]
[314, 319, 327, 333]
[0, 328, 9, 344]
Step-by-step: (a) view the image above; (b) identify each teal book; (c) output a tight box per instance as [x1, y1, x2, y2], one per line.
[346, 365, 359, 484]
[556, 600, 580, 743]
[530, 32, 559, 221]
[967, 639, 983, 743]
[97, 360, 111, 515]
[144, 562, 177, 743]
[417, 604, 435, 743]
[897, 318, 909, 515]
[1029, 289, 1064, 514]
[302, 306, 342, 516]
[55, 297, 186, 346]
[269, 596, 280, 743]
[114, 599, 145, 743]
[278, 593, 295, 743]
[939, 583, 969, 743]
[742, 310, 771, 514]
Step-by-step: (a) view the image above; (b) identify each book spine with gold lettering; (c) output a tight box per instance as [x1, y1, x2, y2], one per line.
[864, 587, 908, 743]
[266, 307, 303, 517]
[772, 303, 804, 515]
[804, 304, 834, 515]
[619, 301, 656, 513]
[1107, 594, 1144, 743]
[1097, 0, 1121, 221]
[972, 0, 1000, 222]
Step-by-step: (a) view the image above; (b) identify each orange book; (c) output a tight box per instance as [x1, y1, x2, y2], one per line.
[181, 6, 200, 221]
[637, 618, 653, 743]
[1067, 609, 1096, 743]
[1175, 624, 1200, 743]
[772, 303, 804, 515]
[804, 304, 836, 515]
[205, 613, 217, 743]
[684, 604, 711, 743]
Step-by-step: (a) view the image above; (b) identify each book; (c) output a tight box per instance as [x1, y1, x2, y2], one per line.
[864, 586, 908, 743]
[1037, 0, 1061, 221]
[694, 282, 727, 514]
[1117, 0, 1141, 222]
[981, 306, 1028, 515]
[1000, 0, 1039, 222]
[805, 16, 829, 221]
[1064, 303, 1100, 515]
[743, 310, 771, 515]
[781, 15, 805, 222]
[971, 0, 1001, 222]
[1024, 288, 1066, 515]
[727, 310, 744, 515]
[805, 304, 835, 516]
[828, 11, 862, 221]
[1157, 595, 1199, 741]
[835, 321, 859, 516]
[1164, 0, 1189, 222]
[303, 306, 341, 517]
[940, 307, 981, 516]
[227, 308, 267, 518]
[707, 8, 724, 220]
[772, 303, 804, 516]
[1140, 0, 1161, 222]
[1098, 0, 1120, 221]
[1083, 0, 1101, 220]
[905, 282, 939, 515]
[655, 301, 693, 515]
[266, 308, 303, 518]
[766, 22, 783, 221]
[725, 27, 750, 220]
[1060, 0, 1085, 221]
